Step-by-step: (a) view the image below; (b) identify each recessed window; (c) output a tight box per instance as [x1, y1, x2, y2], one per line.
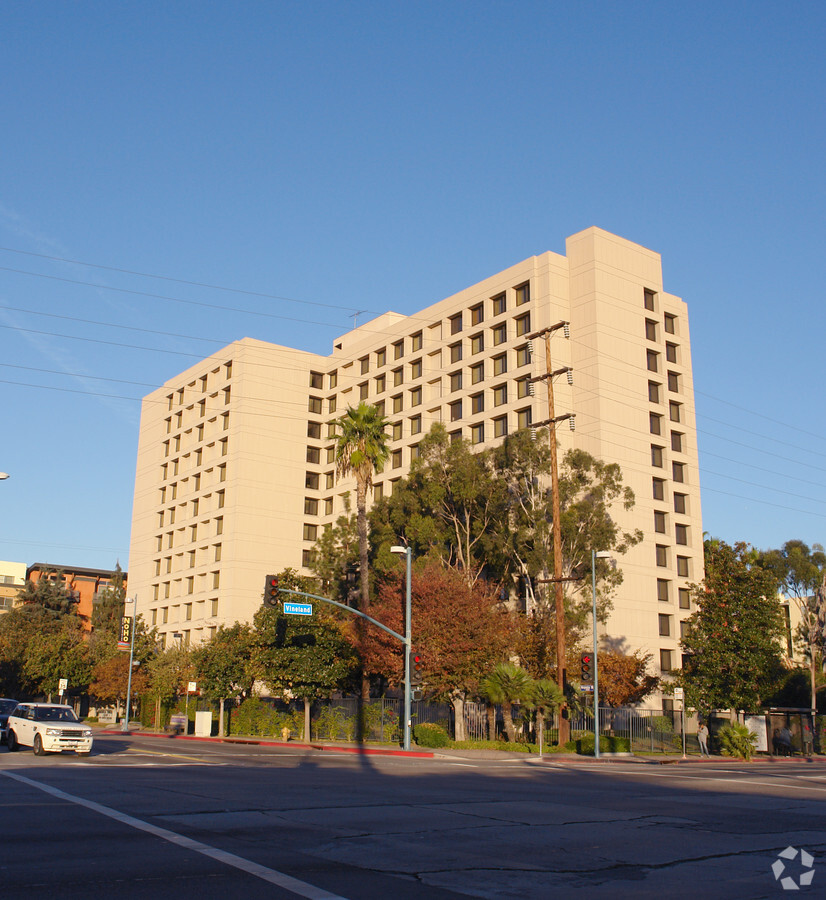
[654, 510, 667, 533]
[675, 524, 688, 545]
[645, 319, 658, 341]
[471, 392, 484, 415]
[677, 556, 689, 577]
[449, 314, 463, 335]
[664, 313, 676, 335]
[450, 400, 462, 422]
[493, 384, 508, 406]
[306, 447, 320, 464]
[450, 371, 463, 392]
[410, 414, 422, 435]
[470, 362, 485, 384]
[659, 649, 673, 672]
[375, 374, 386, 393]
[302, 549, 314, 568]
[471, 423, 485, 444]
[410, 386, 422, 407]
[669, 401, 681, 423]
[410, 443, 421, 461]
[411, 332, 423, 351]
[470, 304, 484, 326]
[671, 432, 683, 452]
[653, 478, 665, 501]
[325, 472, 334, 489]
[410, 359, 422, 379]
[679, 588, 691, 610]
[666, 342, 678, 364]
[449, 430, 462, 444]
[391, 422, 403, 441]
[471, 333, 485, 354]
[492, 293, 506, 316]
[515, 283, 530, 306]
[517, 377, 532, 399]
[515, 313, 531, 336]
[657, 579, 670, 602]
[493, 353, 507, 376]
[309, 396, 323, 414]
[360, 356, 369, 375]
[391, 367, 402, 387]
[375, 348, 387, 367]
[393, 340, 404, 359]
[672, 462, 686, 483]
[668, 371, 680, 393]
[392, 394, 403, 413]
[647, 350, 659, 372]
[305, 472, 319, 490]
[450, 342, 463, 363]
[651, 445, 664, 467]
[673, 492, 687, 514]
[644, 288, 656, 311]
[650, 413, 663, 435]
[391, 449, 402, 469]
[515, 345, 531, 367]
[648, 381, 661, 403]
[516, 407, 532, 429]
[659, 614, 671, 637]
[303, 523, 318, 541]
[493, 415, 508, 437]
[656, 544, 669, 567]
[492, 323, 507, 345]
[329, 371, 338, 389]
[304, 498, 319, 515]
[359, 383, 369, 400]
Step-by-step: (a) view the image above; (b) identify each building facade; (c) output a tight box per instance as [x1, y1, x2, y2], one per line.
[128, 227, 703, 675]
[25, 564, 125, 630]
[0, 560, 27, 614]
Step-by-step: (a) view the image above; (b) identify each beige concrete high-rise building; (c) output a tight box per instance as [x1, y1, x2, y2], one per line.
[128, 227, 703, 677]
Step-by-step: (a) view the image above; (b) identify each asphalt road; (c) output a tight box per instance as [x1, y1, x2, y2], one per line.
[1, 734, 824, 899]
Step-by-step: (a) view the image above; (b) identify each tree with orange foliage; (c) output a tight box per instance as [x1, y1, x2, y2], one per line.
[362, 562, 517, 739]
[90, 653, 149, 716]
[597, 650, 660, 707]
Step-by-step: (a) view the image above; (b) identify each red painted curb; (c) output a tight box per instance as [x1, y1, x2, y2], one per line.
[97, 729, 434, 759]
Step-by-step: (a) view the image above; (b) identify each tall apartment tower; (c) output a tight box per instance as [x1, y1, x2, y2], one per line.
[128, 227, 702, 676]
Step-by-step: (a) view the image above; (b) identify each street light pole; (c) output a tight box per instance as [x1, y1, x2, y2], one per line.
[391, 545, 412, 751]
[592, 551, 611, 759]
[122, 595, 138, 733]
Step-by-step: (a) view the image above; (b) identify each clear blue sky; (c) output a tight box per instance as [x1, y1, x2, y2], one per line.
[2, 1, 825, 572]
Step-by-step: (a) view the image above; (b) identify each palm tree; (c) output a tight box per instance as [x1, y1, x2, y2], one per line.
[480, 662, 534, 743]
[334, 402, 389, 697]
[528, 678, 564, 751]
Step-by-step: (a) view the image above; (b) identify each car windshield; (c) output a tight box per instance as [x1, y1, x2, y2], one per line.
[0, 700, 17, 715]
[35, 707, 78, 723]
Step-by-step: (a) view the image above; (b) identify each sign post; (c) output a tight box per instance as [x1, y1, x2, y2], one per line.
[121, 598, 138, 733]
[58, 677, 68, 701]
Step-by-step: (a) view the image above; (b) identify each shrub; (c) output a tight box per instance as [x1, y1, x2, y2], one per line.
[650, 715, 674, 734]
[718, 723, 757, 760]
[577, 734, 631, 755]
[414, 722, 450, 748]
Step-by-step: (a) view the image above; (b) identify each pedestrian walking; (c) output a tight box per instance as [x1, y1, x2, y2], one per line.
[802, 721, 814, 756]
[697, 722, 710, 757]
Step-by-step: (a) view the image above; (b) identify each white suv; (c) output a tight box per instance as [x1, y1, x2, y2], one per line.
[7, 704, 93, 756]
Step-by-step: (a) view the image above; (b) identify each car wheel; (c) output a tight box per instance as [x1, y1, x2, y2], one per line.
[7, 730, 18, 752]
[33, 734, 46, 756]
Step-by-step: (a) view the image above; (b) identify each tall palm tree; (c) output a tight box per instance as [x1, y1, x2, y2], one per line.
[334, 402, 389, 697]
[480, 662, 534, 743]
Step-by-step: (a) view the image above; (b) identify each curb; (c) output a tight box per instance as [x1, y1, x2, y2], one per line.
[98, 729, 435, 759]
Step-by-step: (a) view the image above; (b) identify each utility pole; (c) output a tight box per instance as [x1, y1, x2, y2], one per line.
[529, 322, 574, 744]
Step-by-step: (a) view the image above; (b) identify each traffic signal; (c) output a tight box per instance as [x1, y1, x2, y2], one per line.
[264, 574, 280, 608]
[580, 652, 594, 684]
[409, 650, 424, 688]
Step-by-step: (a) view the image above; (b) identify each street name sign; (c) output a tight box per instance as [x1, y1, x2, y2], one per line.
[284, 602, 313, 616]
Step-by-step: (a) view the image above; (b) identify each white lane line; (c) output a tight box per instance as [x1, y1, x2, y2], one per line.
[0, 770, 348, 900]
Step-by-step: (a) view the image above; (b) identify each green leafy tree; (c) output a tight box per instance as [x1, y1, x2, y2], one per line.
[90, 563, 127, 665]
[757, 540, 826, 712]
[23, 615, 91, 698]
[254, 604, 358, 741]
[371, 424, 505, 586]
[145, 645, 195, 728]
[679, 539, 784, 715]
[311, 494, 360, 601]
[334, 401, 390, 698]
[191, 623, 257, 736]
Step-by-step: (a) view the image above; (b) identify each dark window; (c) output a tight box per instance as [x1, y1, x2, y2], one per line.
[679, 588, 691, 609]
[644, 288, 656, 311]
[659, 614, 671, 636]
[650, 413, 662, 435]
[492, 293, 506, 316]
[673, 493, 687, 514]
[657, 579, 670, 602]
[470, 304, 484, 325]
[653, 478, 665, 501]
[648, 381, 661, 403]
[675, 524, 688, 545]
[677, 556, 689, 577]
[656, 545, 668, 567]
[645, 319, 658, 341]
[515, 283, 530, 306]
[450, 314, 463, 335]
[647, 350, 659, 372]
[654, 510, 667, 533]
[651, 445, 664, 467]
[666, 342, 678, 363]
[664, 313, 676, 334]
[671, 431, 683, 452]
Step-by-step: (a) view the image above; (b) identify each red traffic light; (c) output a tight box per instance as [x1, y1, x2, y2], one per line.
[263, 574, 280, 608]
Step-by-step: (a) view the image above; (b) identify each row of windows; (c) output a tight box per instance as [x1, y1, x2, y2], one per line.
[658, 613, 690, 639]
[153, 543, 223, 576]
[154, 515, 224, 551]
[152, 570, 221, 601]
[166, 362, 233, 410]
[655, 542, 691, 569]
[150, 598, 220, 625]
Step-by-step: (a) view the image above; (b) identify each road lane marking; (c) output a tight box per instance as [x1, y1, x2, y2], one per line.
[0, 770, 349, 900]
[586, 766, 826, 794]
